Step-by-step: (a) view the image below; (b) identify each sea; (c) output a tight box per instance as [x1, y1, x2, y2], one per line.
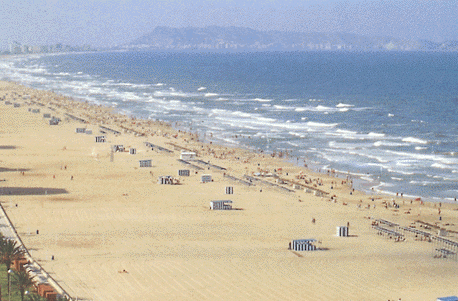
[1, 51, 457, 202]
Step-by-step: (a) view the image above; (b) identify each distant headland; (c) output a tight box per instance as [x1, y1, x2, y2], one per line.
[4, 26, 458, 55]
[122, 26, 458, 52]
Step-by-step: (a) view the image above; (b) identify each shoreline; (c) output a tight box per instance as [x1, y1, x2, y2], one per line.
[1, 79, 458, 300]
[1, 53, 456, 203]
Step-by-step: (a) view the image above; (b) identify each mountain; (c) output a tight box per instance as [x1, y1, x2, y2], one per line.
[124, 26, 457, 52]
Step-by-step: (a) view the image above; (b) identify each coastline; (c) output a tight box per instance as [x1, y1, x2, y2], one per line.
[2, 52, 457, 204]
[1, 79, 458, 300]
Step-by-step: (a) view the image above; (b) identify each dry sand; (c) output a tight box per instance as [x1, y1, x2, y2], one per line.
[1, 80, 457, 300]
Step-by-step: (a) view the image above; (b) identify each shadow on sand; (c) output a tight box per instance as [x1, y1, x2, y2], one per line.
[0, 167, 29, 172]
[0, 187, 68, 196]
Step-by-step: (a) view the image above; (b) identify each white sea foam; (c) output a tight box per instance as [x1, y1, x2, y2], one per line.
[368, 132, 386, 138]
[231, 111, 252, 118]
[388, 169, 415, 175]
[336, 129, 357, 135]
[336, 103, 354, 108]
[307, 121, 338, 127]
[198, 87, 207, 91]
[374, 141, 408, 147]
[316, 105, 334, 111]
[360, 176, 375, 182]
[288, 131, 306, 138]
[204, 93, 219, 97]
[402, 137, 428, 144]
[431, 163, 453, 170]
[274, 105, 294, 110]
[253, 98, 272, 102]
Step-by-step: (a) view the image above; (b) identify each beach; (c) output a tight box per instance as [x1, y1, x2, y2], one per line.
[1, 79, 458, 300]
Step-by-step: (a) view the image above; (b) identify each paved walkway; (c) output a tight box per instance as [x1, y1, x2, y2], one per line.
[0, 202, 73, 300]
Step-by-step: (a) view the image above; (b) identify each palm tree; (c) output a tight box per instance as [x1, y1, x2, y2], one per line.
[26, 293, 48, 301]
[0, 239, 24, 294]
[15, 270, 34, 301]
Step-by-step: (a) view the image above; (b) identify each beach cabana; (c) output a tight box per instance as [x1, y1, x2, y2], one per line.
[225, 186, 234, 194]
[95, 136, 106, 143]
[158, 176, 174, 185]
[178, 169, 190, 176]
[13, 103, 20, 107]
[438, 228, 448, 237]
[130, 148, 136, 155]
[201, 174, 212, 183]
[49, 118, 59, 125]
[85, 129, 93, 135]
[139, 159, 152, 167]
[210, 200, 233, 210]
[43, 113, 51, 118]
[75, 128, 86, 133]
[314, 190, 323, 197]
[290, 239, 318, 251]
[112, 145, 125, 152]
[32, 109, 40, 113]
[337, 226, 349, 237]
[180, 151, 196, 161]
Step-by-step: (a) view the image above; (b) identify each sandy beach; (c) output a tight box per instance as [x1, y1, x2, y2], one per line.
[1, 80, 458, 300]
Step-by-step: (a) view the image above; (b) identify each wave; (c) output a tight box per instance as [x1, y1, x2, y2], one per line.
[368, 132, 386, 138]
[307, 121, 339, 128]
[252, 98, 272, 102]
[336, 103, 354, 108]
[274, 105, 294, 110]
[374, 141, 408, 147]
[402, 137, 428, 144]
[295, 105, 351, 113]
[431, 163, 454, 170]
[336, 129, 357, 135]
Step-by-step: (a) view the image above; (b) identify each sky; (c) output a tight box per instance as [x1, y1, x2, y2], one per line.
[1, 0, 457, 49]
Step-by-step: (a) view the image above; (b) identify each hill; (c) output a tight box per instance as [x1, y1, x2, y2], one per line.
[123, 26, 458, 52]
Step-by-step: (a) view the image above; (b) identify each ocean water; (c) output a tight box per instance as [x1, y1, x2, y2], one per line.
[1, 51, 457, 202]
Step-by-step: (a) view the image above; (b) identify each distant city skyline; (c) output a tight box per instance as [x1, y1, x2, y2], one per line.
[1, 0, 457, 50]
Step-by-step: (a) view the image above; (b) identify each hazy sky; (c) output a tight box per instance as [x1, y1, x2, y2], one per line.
[1, 0, 457, 49]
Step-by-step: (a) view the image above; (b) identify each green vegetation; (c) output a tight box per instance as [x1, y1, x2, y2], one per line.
[0, 234, 46, 301]
[0, 264, 45, 301]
